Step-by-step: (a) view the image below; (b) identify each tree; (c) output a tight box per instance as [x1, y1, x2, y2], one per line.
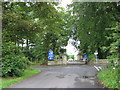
[68, 2, 120, 59]
[30, 7, 70, 64]
[2, 2, 71, 65]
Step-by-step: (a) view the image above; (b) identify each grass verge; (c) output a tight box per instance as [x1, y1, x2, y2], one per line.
[31, 62, 42, 67]
[98, 66, 118, 88]
[1, 68, 41, 88]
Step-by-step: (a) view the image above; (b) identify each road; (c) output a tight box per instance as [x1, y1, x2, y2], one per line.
[7, 64, 103, 88]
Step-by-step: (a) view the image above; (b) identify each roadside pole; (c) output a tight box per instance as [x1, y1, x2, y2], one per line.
[96, 55, 97, 64]
[94, 51, 98, 64]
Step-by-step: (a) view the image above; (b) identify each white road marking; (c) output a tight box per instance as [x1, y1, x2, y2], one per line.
[94, 66, 100, 71]
[98, 66, 102, 70]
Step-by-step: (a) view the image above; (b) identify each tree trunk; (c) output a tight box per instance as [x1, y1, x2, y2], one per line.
[98, 47, 103, 59]
[22, 43, 23, 50]
[26, 39, 29, 58]
[53, 39, 56, 53]
[43, 34, 50, 65]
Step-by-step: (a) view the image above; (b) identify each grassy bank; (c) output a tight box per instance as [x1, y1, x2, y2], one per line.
[98, 67, 118, 88]
[1, 68, 41, 88]
[31, 62, 42, 66]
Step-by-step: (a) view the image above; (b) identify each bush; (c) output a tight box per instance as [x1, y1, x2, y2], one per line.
[2, 41, 31, 77]
[107, 53, 119, 70]
[98, 66, 118, 88]
[2, 41, 22, 57]
[88, 54, 96, 60]
[2, 54, 30, 77]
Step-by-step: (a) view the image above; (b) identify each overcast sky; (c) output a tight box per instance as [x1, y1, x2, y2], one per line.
[59, 0, 72, 9]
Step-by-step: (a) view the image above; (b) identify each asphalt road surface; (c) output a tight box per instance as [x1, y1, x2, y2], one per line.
[8, 64, 103, 88]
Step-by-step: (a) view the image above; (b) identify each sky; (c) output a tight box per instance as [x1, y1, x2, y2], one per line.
[65, 39, 80, 55]
[59, 0, 80, 55]
[59, 0, 72, 9]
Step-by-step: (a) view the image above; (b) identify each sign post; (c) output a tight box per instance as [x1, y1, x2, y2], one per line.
[48, 50, 54, 60]
[94, 50, 98, 64]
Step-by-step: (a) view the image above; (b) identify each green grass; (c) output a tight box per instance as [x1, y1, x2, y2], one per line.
[1, 68, 41, 88]
[98, 67, 118, 88]
[31, 62, 42, 66]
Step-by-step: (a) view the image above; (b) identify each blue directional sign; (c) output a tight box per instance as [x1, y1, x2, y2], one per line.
[84, 54, 88, 60]
[48, 50, 54, 60]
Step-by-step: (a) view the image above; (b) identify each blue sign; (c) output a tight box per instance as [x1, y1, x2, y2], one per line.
[48, 50, 54, 60]
[84, 54, 88, 60]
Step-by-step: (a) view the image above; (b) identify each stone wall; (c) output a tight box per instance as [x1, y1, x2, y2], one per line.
[88, 59, 109, 65]
[48, 55, 67, 65]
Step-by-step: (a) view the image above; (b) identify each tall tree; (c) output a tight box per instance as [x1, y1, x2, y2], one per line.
[68, 2, 120, 59]
[2, 2, 71, 64]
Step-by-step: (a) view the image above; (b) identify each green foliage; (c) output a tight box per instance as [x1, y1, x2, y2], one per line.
[68, 2, 120, 59]
[2, 2, 70, 64]
[67, 55, 74, 59]
[106, 25, 120, 67]
[31, 62, 42, 66]
[98, 67, 119, 88]
[2, 41, 30, 77]
[2, 54, 30, 77]
[88, 54, 96, 60]
[2, 41, 22, 56]
[30, 42, 46, 63]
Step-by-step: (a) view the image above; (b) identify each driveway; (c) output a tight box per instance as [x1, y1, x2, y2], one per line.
[7, 65, 103, 88]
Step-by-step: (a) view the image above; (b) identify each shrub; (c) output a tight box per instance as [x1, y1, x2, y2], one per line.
[2, 41, 31, 77]
[2, 54, 30, 77]
[2, 41, 22, 57]
[88, 54, 96, 60]
[98, 67, 118, 88]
